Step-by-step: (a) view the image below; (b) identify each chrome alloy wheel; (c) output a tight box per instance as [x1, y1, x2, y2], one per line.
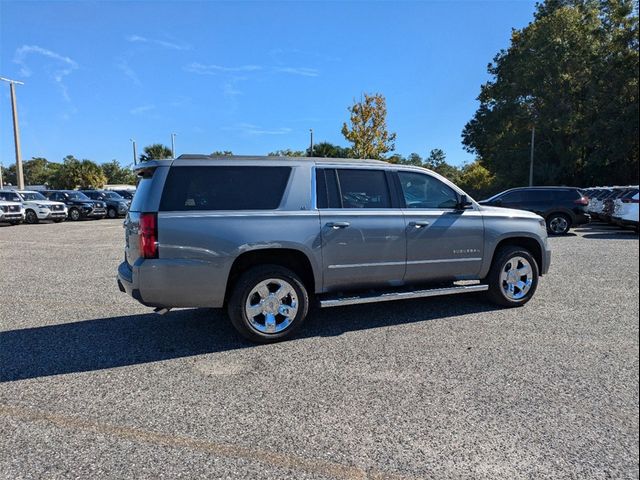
[245, 278, 298, 334]
[549, 216, 569, 234]
[499, 256, 533, 300]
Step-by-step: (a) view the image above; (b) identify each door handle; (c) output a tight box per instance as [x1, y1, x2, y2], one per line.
[326, 221, 350, 229]
[410, 221, 430, 228]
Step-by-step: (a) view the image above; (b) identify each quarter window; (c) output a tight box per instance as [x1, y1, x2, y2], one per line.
[397, 171, 458, 209]
[159, 166, 291, 211]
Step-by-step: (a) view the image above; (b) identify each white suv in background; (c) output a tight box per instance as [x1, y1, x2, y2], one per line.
[0, 190, 67, 224]
[612, 188, 639, 231]
[0, 199, 25, 225]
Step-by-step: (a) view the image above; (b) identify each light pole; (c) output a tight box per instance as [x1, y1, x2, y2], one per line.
[171, 133, 177, 158]
[1, 76, 25, 189]
[309, 129, 313, 157]
[130, 138, 137, 165]
[529, 126, 535, 187]
[0, 162, 4, 188]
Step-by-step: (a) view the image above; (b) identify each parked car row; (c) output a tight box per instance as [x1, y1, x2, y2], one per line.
[582, 186, 639, 231]
[479, 186, 590, 235]
[0, 189, 134, 225]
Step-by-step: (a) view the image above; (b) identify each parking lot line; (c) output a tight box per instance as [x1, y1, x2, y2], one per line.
[0, 403, 413, 480]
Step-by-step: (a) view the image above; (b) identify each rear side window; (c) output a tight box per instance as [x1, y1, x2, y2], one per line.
[336, 169, 391, 209]
[521, 190, 553, 202]
[553, 190, 581, 201]
[159, 166, 291, 211]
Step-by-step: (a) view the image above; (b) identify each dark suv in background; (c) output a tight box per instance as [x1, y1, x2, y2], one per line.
[42, 190, 107, 221]
[479, 187, 590, 235]
[80, 190, 130, 218]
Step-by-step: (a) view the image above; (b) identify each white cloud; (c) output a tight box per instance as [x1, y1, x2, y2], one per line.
[14, 45, 78, 100]
[130, 104, 156, 115]
[126, 34, 190, 51]
[227, 123, 292, 136]
[116, 57, 141, 86]
[275, 67, 319, 77]
[184, 62, 262, 75]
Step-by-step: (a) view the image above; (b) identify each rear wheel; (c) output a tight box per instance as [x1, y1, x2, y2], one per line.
[107, 207, 117, 219]
[546, 213, 571, 235]
[486, 246, 539, 307]
[227, 265, 309, 343]
[24, 209, 39, 224]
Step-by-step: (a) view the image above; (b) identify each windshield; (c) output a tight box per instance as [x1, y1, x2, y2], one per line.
[104, 191, 124, 200]
[0, 191, 22, 202]
[67, 191, 91, 200]
[21, 192, 47, 201]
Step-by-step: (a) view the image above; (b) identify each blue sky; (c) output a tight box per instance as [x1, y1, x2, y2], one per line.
[0, 1, 536, 169]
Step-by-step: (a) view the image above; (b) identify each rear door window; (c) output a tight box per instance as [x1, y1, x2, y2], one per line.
[159, 166, 291, 211]
[335, 169, 391, 209]
[521, 190, 553, 202]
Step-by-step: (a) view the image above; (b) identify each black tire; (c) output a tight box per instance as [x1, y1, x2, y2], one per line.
[546, 213, 571, 235]
[68, 208, 81, 221]
[486, 245, 539, 307]
[24, 209, 39, 224]
[107, 207, 117, 219]
[227, 265, 309, 343]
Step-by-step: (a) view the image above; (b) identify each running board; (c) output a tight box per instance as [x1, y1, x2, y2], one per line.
[319, 284, 489, 308]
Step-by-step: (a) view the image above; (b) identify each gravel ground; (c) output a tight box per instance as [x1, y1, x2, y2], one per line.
[1, 219, 638, 479]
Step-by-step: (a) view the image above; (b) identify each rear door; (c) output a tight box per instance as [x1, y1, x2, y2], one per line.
[317, 168, 407, 291]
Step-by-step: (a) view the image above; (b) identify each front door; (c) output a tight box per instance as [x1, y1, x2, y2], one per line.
[317, 168, 407, 291]
[396, 170, 484, 283]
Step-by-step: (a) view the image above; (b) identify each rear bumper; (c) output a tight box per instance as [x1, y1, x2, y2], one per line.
[117, 261, 153, 307]
[573, 213, 591, 226]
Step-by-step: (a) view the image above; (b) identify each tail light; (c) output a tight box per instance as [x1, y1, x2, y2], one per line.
[574, 196, 589, 206]
[139, 213, 158, 259]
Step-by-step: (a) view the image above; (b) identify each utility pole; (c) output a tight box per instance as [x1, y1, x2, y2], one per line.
[309, 129, 313, 157]
[130, 138, 137, 165]
[171, 133, 176, 158]
[1, 77, 25, 189]
[0, 162, 4, 188]
[529, 126, 535, 187]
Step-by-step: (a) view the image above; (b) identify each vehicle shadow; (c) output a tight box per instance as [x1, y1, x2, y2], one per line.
[581, 231, 638, 240]
[1, 295, 498, 382]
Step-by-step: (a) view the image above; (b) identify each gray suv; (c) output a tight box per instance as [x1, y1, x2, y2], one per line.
[118, 155, 551, 342]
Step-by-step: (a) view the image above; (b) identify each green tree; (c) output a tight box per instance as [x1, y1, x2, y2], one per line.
[462, 0, 639, 187]
[457, 161, 496, 199]
[308, 142, 351, 158]
[101, 160, 137, 185]
[139, 144, 173, 162]
[211, 150, 234, 156]
[49, 156, 107, 189]
[423, 149, 461, 182]
[267, 149, 306, 157]
[341, 93, 396, 159]
[2, 157, 60, 186]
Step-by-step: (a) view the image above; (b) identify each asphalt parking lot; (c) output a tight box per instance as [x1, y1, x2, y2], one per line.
[1, 219, 638, 479]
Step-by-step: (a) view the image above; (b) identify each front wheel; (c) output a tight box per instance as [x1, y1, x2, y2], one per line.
[24, 210, 39, 224]
[68, 208, 81, 221]
[546, 213, 571, 235]
[107, 207, 117, 219]
[486, 246, 539, 307]
[227, 265, 309, 343]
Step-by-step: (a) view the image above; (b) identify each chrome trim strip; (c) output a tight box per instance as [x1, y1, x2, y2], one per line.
[407, 257, 482, 265]
[328, 261, 404, 269]
[328, 257, 482, 269]
[320, 284, 489, 308]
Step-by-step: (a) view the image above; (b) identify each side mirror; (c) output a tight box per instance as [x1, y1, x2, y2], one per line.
[458, 194, 473, 209]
